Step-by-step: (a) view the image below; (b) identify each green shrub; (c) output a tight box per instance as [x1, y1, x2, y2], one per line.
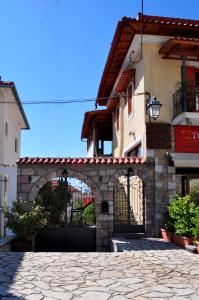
[4, 200, 46, 240]
[83, 203, 96, 226]
[191, 206, 199, 240]
[167, 195, 198, 237]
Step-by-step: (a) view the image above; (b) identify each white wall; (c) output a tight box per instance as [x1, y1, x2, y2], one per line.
[0, 86, 28, 237]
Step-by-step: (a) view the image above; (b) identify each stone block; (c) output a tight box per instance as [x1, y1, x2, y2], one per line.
[88, 171, 98, 176]
[98, 214, 113, 221]
[34, 169, 48, 176]
[168, 166, 175, 174]
[17, 193, 28, 201]
[99, 170, 106, 176]
[168, 182, 176, 190]
[106, 169, 116, 176]
[99, 184, 109, 191]
[21, 168, 34, 176]
[102, 191, 113, 201]
[155, 165, 163, 173]
[30, 176, 40, 183]
[17, 176, 29, 184]
[155, 181, 163, 189]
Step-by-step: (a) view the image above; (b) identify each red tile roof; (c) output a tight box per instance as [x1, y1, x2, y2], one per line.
[17, 157, 147, 165]
[96, 13, 199, 106]
[81, 110, 112, 139]
[139, 14, 199, 27]
[115, 69, 135, 93]
[0, 81, 14, 86]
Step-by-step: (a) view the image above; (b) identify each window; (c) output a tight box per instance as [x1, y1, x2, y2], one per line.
[127, 85, 132, 115]
[5, 122, 8, 137]
[15, 138, 18, 153]
[115, 107, 120, 132]
[127, 143, 142, 157]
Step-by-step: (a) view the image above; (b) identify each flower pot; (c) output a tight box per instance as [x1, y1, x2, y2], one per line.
[173, 233, 193, 248]
[195, 242, 199, 254]
[160, 228, 173, 242]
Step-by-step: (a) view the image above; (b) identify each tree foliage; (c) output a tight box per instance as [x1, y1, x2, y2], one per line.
[35, 180, 72, 227]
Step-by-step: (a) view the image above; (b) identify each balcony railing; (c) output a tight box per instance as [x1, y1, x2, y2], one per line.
[173, 85, 199, 118]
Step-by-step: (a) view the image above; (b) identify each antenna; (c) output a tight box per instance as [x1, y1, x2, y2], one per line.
[129, 0, 144, 64]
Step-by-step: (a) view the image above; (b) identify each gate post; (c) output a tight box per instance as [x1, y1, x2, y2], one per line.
[95, 191, 114, 251]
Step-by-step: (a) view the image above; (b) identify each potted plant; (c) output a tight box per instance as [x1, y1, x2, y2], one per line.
[160, 212, 174, 242]
[167, 195, 197, 248]
[191, 207, 199, 253]
[4, 200, 46, 251]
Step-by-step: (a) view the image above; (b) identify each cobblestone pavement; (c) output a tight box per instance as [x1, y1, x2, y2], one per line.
[0, 238, 199, 300]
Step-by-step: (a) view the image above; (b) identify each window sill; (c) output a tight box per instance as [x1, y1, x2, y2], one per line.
[127, 112, 134, 122]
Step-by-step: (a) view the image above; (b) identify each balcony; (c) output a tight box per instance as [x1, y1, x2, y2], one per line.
[172, 85, 199, 126]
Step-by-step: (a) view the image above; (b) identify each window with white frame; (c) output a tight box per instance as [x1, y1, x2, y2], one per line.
[126, 83, 134, 116]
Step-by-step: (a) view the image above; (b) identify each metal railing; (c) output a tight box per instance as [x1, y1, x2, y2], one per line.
[173, 85, 199, 118]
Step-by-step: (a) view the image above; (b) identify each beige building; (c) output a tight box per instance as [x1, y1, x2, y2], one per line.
[82, 13, 199, 199]
[0, 81, 29, 237]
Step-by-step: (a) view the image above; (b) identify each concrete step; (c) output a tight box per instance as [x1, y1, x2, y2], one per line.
[112, 232, 146, 239]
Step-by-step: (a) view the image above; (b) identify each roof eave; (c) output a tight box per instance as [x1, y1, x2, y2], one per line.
[12, 85, 30, 130]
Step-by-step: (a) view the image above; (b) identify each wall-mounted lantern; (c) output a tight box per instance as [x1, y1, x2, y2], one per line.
[62, 169, 68, 183]
[146, 96, 162, 121]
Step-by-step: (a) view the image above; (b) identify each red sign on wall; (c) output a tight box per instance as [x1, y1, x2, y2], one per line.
[176, 125, 199, 153]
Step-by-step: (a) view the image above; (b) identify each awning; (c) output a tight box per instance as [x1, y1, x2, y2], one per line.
[170, 153, 199, 168]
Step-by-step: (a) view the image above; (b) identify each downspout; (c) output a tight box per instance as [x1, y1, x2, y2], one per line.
[181, 56, 187, 111]
[119, 94, 125, 157]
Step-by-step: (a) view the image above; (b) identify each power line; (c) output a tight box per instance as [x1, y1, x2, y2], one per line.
[0, 95, 122, 105]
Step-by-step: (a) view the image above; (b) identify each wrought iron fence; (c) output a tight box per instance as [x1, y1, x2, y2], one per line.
[113, 176, 144, 233]
[173, 85, 199, 117]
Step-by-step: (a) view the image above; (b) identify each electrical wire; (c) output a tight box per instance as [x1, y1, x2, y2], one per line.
[0, 95, 122, 105]
[129, 0, 144, 64]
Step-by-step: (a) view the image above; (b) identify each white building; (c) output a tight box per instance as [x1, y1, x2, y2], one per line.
[0, 81, 29, 237]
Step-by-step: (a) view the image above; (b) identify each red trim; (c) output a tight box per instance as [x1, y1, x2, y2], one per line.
[96, 13, 199, 107]
[115, 69, 135, 93]
[17, 156, 147, 165]
[176, 126, 199, 153]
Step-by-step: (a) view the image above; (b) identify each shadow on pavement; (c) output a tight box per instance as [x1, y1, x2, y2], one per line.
[112, 237, 183, 252]
[0, 252, 24, 299]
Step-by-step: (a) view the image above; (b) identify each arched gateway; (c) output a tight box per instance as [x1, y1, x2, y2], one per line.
[17, 157, 154, 251]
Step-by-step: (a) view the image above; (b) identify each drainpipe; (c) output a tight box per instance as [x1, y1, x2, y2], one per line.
[182, 56, 187, 112]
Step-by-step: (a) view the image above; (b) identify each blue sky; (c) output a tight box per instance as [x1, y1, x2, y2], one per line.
[0, 0, 198, 158]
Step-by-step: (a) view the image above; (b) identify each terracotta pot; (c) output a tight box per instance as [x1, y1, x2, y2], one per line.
[173, 233, 193, 248]
[195, 242, 199, 254]
[160, 228, 173, 242]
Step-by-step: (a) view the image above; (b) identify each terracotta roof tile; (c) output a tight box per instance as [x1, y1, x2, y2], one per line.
[17, 157, 148, 165]
[139, 14, 199, 27]
[0, 81, 14, 86]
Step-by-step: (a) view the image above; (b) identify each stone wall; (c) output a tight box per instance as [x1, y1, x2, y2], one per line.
[17, 162, 155, 250]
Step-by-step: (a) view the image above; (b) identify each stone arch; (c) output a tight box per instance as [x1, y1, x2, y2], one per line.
[27, 167, 102, 204]
[17, 159, 155, 250]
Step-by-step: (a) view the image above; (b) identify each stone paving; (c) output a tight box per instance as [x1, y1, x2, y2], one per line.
[0, 238, 199, 299]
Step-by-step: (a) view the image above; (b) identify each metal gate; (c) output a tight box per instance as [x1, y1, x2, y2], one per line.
[113, 175, 145, 233]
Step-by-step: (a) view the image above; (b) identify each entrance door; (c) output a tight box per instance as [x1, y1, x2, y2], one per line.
[186, 67, 199, 111]
[182, 175, 199, 199]
[113, 176, 145, 233]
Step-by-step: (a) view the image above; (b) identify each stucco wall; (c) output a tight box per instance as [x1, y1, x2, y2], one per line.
[112, 60, 146, 158]
[144, 43, 181, 124]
